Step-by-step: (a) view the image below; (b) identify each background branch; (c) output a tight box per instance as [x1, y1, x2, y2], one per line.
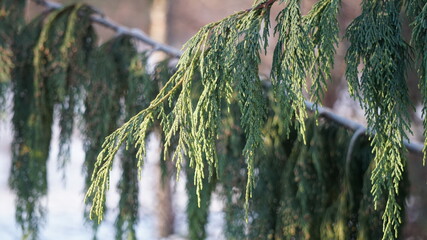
[33, 0, 182, 57]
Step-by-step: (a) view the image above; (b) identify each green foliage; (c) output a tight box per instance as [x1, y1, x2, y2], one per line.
[9, 16, 46, 240]
[271, 0, 313, 141]
[86, 4, 273, 219]
[217, 89, 406, 239]
[408, 1, 427, 162]
[83, 35, 160, 239]
[305, 0, 340, 106]
[82, 37, 122, 231]
[232, 10, 269, 210]
[217, 88, 290, 239]
[10, 4, 95, 238]
[6, 4, 159, 239]
[115, 38, 161, 240]
[0, 0, 26, 112]
[2, 0, 426, 240]
[186, 159, 216, 240]
[84, 1, 425, 239]
[115, 46, 149, 240]
[345, 1, 412, 238]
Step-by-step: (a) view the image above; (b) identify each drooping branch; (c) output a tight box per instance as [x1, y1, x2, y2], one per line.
[26, 1, 425, 240]
[31, 0, 424, 155]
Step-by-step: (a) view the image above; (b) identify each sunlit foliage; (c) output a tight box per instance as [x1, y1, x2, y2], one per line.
[1, 0, 426, 239]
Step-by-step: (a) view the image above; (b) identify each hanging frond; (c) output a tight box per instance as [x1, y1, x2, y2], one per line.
[186, 159, 216, 240]
[82, 38, 123, 231]
[9, 16, 46, 240]
[7, 1, 425, 239]
[217, 95, 404, 240]
[305, 0, 341, 106]
[0, 0, 26, 112]
[216, 94, 248, 239]
[85, 3, 274, 220]
[276, 119, 349, 239]
[271, 0, 314, 142]
[56, 5, 96, 173]
[10, 4, 96, 239]
[114, 37, 159, 240]
[232, 10, 268, 210]
[345, 1, 411, 238]
[408, 2, 427, 163]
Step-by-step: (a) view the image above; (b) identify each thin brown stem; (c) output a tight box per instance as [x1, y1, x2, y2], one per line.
[246, 0, 278, 12]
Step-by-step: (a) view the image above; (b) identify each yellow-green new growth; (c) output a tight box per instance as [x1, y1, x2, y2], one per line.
[85, 4, 272, 219]
[272, 0, 314, 143]
[346, 0, 412, 238]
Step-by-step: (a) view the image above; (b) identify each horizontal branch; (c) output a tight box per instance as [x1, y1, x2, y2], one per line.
[305, 101, 423, 154]
[32, 0, 182, 57]
[32, 0, 424, 155]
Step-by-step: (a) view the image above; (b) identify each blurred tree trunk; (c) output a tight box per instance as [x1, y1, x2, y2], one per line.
[149, 0, 175, 237]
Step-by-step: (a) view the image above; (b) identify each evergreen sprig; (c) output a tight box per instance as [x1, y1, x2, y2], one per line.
[0, 0, 26, 112]
[9, 15, 46, 240]
[271, 0, 314, 142]
[186, 160, 216, 240]
[305, 0, 341, 106]
[82, 38, 124, 232]
[85, 5, 273, 220]
[408, 2, 427, 163]
[116, 39, 158, 240]
[10, 5, 95, 238]
[232, 11, 268, 210]
[82, 36, 157, 240]
[3, 1, 425, 239]
[218, 97, 398, 239]
[345, 0, 411, 238]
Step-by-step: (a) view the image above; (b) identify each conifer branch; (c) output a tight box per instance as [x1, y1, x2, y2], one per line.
[408, 1, 427, 163]
[33, 1, 426, 210]
[6, 1, 426, 239]
[305, 0, 340, 107]
[32, 0, 182, 57]
[15, 2, 426, 240]
[31, 0, 425, 158]
[345, 1, 412, 238]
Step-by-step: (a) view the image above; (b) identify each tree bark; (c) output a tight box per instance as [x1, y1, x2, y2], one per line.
[149, 0, 175, 237]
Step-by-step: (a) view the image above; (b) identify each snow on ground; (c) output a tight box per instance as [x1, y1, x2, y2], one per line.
[0, 113, 224, 240]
